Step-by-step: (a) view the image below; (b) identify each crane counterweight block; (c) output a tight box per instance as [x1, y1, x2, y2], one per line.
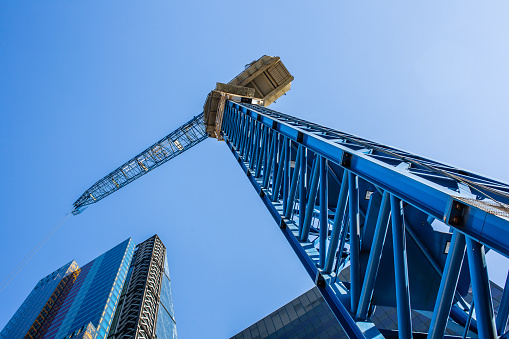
[203, 55, 294, 140]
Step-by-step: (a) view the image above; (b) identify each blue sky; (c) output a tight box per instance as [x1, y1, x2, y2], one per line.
[1, 1, 509, 338]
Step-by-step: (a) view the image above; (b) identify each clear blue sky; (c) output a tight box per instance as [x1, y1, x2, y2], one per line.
[1, 1, 509, 338]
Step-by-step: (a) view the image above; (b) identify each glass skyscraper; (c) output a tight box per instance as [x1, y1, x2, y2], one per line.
[1, 235, 177, 339]
[41, 239, 135, 339]
[0, 261, 79, 339]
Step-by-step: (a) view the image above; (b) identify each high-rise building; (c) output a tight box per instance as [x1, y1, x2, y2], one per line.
[108, 235, 177, 339]
[41, 239, 135, 339]
[0, 261, 79, 339]
[1, 235, 177, 339]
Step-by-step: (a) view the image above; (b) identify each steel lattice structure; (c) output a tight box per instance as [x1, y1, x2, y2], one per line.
[220, 101, 509, 339]
[71, 95, 509, 337]
[72, 114, 207, 214]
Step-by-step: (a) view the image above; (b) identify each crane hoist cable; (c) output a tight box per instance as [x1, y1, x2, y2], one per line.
[0, 209, 73, 294]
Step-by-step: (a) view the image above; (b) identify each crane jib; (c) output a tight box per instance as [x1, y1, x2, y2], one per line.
[72, 113, 208, 215]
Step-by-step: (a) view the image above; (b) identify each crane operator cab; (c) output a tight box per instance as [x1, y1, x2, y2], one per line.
[203, 55, 294, 140]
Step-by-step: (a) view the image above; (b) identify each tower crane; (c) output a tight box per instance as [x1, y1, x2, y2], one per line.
[72, 56, 509, 338]
[72, 56, 292, 215]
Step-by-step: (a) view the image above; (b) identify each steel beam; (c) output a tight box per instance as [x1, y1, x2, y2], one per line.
[427, 231, 466, 339]
[357, 191, 391, 320]
[220, 101, 509, 338]
[300, 156, 320, 242]
[466, 238, 497, 338]
[223, 132, 369, 339]
[299, 146, 306, 234]
[390, 195, 412, 338]
[230, 102, 509, 257]
[285, 145, 302, 219]
[349, 172, 361, 313]
[272, 137, 287, 202]
[262, 131, 275, 189]
[254, 126, 266, 178]
[282, 139, 290, 215]
[324, 171, 349, 274]
[319, 156, 328, 268]
[497, 271, 509, 335]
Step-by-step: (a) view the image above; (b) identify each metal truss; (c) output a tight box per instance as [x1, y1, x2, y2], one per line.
[221, 101, 509, 338]
[72, 114, 207, 214]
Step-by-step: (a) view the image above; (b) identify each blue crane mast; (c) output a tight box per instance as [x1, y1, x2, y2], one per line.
[73, 56, 509, 338]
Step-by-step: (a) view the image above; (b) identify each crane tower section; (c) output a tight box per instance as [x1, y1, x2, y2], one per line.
[220, 100, 509, 338]
[71, 55, 509, 338]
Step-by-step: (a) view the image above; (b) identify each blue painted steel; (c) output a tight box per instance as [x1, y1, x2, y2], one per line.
[320, 284, 367, 339]
[357, 191, 390, 320]
[349, 172, 361, 313]
[72, 113, 207, 213]
[466, 238, 497, 338]
[262, 131, 275, 189]
[76, 95, 509, 338]
[272, 138, 286, 202]
[243, 112, 251, 155]
[249, 120, 259, 169]
[323, 171, 349, 274]
[335, 212, 349, 276]
[239, 115, 247, 155]
[222, 131, 367, 339]
[497, 271, 509, 335]
[241, 119, 250, 159]
[462, 301, 474, 339]
[285, 145, 302, 219]
[282, 139, 290, 215]
[427, 231, 466, 339]
[272, 134, 280, 194]
[300, 156, 320, 241]
[221, 101, 509, 337]
[254, 127, 265, 178]
[299, 146, 306, 236]
[261, 128, 269, 179]
[390, 195, 412, 338]
[450, 304, 478, 335]
[404, 217, 468, 310]
[319, 156, 328, 269]
[231, 102, 509, 257]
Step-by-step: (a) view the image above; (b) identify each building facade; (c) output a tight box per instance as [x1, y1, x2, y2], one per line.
[41, 239, 135, 339]
[108, 235, 177, 339]
[1, 235, 177, 339]
[0, 261, 79, 339]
